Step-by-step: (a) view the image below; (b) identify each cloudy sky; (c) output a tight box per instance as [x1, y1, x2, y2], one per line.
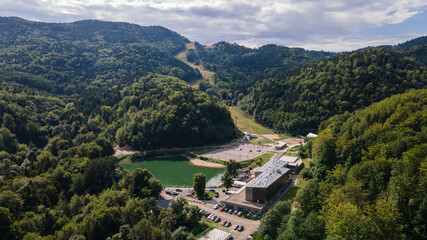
[1, 0, 426, 51]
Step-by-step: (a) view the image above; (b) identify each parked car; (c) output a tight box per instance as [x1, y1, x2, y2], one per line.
[186, 193, 193, 197]
[204, 212, 210, 217]
[225, 222, 231, 227]
[227, 236, 233, 240]
[233, 210, 238, 215]
[220, 207, 226, 212]
[175, 189, 182, 192]
[221, 220, 227, 225]
[215, 192, 219, 198]
[209, 189, 216, 192]
[228, 209, 234, 214]
[222, 188, 226, 192]
[234, 225, 239, 230]
[237, 211, 243, 217]
[213, 204, 219, 210]
[165, 189, 172, 194]
[215, 217, 221, 223]
[238, 225, 244, 232]
[172, 192, 179, 196]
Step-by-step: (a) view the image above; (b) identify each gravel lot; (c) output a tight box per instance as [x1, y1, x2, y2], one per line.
[201, 144, 274, 162]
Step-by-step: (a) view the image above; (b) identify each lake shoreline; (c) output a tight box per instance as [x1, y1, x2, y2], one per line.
[189, 158, 226, 168]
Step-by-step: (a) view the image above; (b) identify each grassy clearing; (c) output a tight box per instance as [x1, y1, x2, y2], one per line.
[240, 152, 276, 168]
[249, 138, 272, 145]
[284, 147, 299, 157]
[195, 226, 214, 239]
[280, 186, 300, 202]
[273, 134, 291, 141]
[175, 43, 215, 83]
[229, 106, 273, 135]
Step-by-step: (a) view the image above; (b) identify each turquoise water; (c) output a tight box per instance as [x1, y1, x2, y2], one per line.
[122, 156, 225, 187]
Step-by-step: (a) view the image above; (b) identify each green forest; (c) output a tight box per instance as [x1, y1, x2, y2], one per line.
[256, 90, 426, 240]
[0, 17, 201, 94]
[0, 17, 426, 240]
[241, 49, 426, 135]
[190, 41, 336, 104]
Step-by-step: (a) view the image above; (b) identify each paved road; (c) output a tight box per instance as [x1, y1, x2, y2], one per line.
[161, 188, 259, 240]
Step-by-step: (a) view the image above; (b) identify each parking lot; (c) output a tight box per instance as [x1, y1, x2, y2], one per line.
[161, 188, 260, 240]
[201, 144, 274, 162]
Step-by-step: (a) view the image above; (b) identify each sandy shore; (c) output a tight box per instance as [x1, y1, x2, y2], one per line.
[189, 158, 226, 168]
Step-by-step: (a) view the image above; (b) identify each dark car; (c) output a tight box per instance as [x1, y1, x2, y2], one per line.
[234, 225, 239, 230]
[215, 217, 221, 223]
[238, 225, 244, 232]
[175, 189, 182, 192]
[225, 222, 231, 227]
[227, 236, 233, 240]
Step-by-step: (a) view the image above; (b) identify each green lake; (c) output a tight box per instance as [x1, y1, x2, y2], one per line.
[122, 156, 225, 187]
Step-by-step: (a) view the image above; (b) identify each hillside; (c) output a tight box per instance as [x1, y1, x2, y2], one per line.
[256, 89, 426, 240]
[241, 49, 427, 135]
[187, 41, 336, 104]
[358, 36, 427, 67]
[0, 17, 201, 94]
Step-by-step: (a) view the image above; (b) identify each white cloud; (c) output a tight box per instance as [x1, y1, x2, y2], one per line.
[0, 0, 426, 51]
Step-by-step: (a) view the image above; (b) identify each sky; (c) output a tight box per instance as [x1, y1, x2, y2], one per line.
[1, 0, 426, 52]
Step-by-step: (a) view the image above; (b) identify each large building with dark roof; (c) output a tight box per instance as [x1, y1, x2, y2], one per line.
[245, 158, 291, 204]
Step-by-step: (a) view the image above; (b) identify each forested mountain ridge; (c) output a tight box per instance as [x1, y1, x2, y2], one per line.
[0, 74, 237, 239]
[257, 89, 426, 240]
[240, 49, 427, 135]
[358, 36, 427, 66]
[187, 41, 337, 104]
[0, 17, 201, 94]
[0, 17, 426, 240]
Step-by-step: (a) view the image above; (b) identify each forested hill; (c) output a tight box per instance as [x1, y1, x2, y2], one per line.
[240, 49, 427, 135]
[0, 17, 201, 94]
[358, 36, 427, 66]
[188, 41, 336, 104]
[261, 90, 426, 240]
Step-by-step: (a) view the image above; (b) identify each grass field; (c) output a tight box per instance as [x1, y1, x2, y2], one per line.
[195, 226, 214, 239]
[175, 43, 215, 86]
[240, 151, 277, 168]
[229, 106, 273, 135]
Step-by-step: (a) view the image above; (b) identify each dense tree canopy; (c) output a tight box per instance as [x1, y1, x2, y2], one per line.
[268, 90, 427, 240]
[0, 17, 200, 94]
[242, 49, 427, 135]
[0, 17, 425, 240]
[189, 41, 336, 104]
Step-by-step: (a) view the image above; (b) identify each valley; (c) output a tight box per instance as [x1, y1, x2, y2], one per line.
[0, 17, 425, 240]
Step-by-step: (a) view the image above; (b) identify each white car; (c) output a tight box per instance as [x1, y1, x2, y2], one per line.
[213, 204, 219, 210]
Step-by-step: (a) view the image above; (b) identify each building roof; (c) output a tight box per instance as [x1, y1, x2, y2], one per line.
[307, 133, 318, 138]
[279, 155, 299, 163]
[247, 158, 290, 189]
[275, 141, 287, 147]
